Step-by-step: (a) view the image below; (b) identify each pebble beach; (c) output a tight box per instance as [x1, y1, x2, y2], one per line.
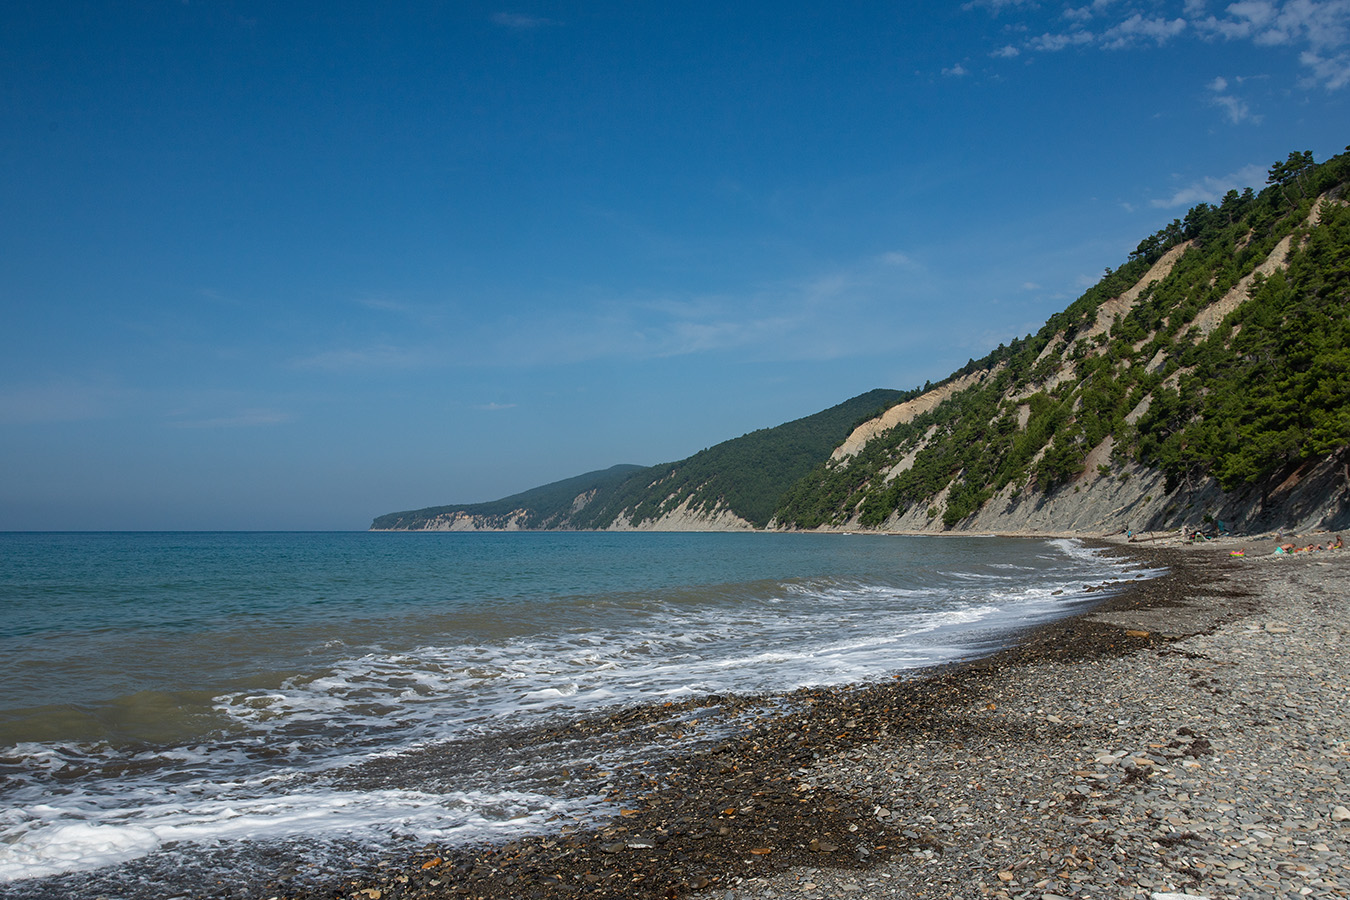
[272, 536, 1349, 900]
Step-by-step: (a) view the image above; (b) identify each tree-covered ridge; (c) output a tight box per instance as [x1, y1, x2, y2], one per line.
[370, 464, 647, 530]
[374, 150, 1349, 534]
[575, 388, 912, 529]
[371, 388, 908, 530]
[1138, 196, 1350, 491]
[774, 148, 1350, 531]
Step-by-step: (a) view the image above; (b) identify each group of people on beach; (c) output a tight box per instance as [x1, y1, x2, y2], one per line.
[1273, 534, 1344, 554]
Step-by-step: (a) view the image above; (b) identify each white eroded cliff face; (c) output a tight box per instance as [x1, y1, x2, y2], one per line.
[830, 370, 992, 462]
[798, 210, 1350, 537]
[381, 509, 534, 531]
[1191, 197, 1339, 339]
[376, 496, 756, 532]
[606, 497, 755, 532]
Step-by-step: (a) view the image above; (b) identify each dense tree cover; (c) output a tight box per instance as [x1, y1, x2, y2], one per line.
[1136, 198, 1350, 490]
[370, 464, 647, 530]
[569, 388, 911, 528]
[371, 389, 909, 530]
[775, 148, 1350, 530]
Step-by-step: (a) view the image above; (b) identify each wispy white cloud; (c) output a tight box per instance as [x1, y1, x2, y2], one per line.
[1299, 48, 1350, 87]
[1194, 0, 1350, 49]
[1204, 72, 1263, 120]
[981, 0, 1350, 88]
[410, 251, 939, 368]
[962, 0, 1038, 12]
[1099, 13, 1187, 48]
[492, 12, 553, 29]
[878, 250, 920, 267]
[349, 294, 462, 331]
[1062, 0, 1129, 21]
[1029, 29, 1097, 51]
[271, 243, 1059, 375]
[943, 62, 971, 76]
[1150, 163, 1267, 207]
[606, 252, 948, 363]
[1211, 92, 1256, 121]
[1028, 13, 1187, 51]
[991, 43, 1022, 57]
[1206, 74, 1261, 122]
[473, 402, 517, 411]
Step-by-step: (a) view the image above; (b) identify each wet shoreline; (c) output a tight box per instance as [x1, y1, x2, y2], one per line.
[250, 540, 1266, 900]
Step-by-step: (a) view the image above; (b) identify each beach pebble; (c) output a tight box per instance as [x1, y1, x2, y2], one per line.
[286, 546, 1350, 900]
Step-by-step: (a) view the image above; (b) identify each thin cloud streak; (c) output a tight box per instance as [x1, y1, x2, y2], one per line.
[1150, 163, 1268, 207]
[492, 13, 553, 29]
[281, 252, 947, 374]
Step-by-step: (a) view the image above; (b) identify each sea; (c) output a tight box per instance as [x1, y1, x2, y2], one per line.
[0, 531, 1160, 898]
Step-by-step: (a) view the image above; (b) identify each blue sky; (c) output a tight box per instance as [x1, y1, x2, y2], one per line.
[2, 1, 1347, 530]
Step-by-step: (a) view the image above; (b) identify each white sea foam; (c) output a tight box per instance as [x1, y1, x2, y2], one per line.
[0, 785, 594, 882]
[0, 822, 162, 882]
[0, 534, 1158, 888]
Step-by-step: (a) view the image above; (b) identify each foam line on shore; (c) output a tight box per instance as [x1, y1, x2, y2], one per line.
[255, 538, 1350, 900]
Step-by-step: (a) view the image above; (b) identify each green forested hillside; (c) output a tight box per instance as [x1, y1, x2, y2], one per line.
[370, 464, 647, 530]
[1136, 196, 1350, 490]
[774, 149, 1350, 530]
[572, 388, 909, 528]
[374, 149, 1350, 534]
[371, 388, 907, 529]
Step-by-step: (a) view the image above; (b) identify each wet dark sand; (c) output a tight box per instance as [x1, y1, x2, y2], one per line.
[262, 542, 1261, 900]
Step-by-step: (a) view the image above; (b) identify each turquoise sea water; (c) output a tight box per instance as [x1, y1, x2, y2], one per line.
[0, 531, 1157, 896]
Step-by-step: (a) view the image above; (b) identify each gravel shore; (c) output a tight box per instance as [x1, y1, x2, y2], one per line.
[276, 537, 1349, 900]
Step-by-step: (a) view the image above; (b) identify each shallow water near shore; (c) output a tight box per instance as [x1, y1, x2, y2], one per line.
[0, 531, 1158, 895]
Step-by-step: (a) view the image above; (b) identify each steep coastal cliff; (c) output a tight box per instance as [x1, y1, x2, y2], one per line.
[374, 150, 1350, 536]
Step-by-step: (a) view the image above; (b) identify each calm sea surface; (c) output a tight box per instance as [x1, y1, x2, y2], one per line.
[0, 531, 1158, 895]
